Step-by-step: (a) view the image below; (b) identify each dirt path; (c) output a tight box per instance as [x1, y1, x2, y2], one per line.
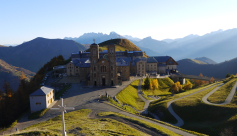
[167, 84, 219, 127]
[202, 81, 237, 105]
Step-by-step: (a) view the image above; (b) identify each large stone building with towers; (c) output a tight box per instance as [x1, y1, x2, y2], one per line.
[66, 42, 178, 86]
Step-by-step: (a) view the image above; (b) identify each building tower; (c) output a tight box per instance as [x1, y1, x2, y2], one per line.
[107, 43, 117, 86]
[90, 42, 99, 86]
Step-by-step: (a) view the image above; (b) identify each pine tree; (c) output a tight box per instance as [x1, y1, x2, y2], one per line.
[144, 76, 150, 90]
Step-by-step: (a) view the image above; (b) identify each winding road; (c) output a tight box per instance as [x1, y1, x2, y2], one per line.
[167, 81, 237, 127]
[202, 81, 237, 105]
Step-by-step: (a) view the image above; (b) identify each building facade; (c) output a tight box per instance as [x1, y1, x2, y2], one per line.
[29, 86, 55, 113]
[66, 42, 178, 86]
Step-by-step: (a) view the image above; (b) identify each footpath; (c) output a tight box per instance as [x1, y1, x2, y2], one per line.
[202, 81, 237, 105]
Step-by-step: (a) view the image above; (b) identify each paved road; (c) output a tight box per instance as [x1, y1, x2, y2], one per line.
[1, 77, 140, 135]
[2, 76, 197, 136]
[167, 84, 219, 127]
[202, 81, 237, 105]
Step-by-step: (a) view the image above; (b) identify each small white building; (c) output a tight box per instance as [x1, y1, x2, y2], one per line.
[29, 86, 55, 113]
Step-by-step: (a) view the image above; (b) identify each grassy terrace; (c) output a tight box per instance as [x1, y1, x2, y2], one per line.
[148, 82, 220, 124]
[171, 83, 237, 136]
[116, 80, 145, 111]
[17, 109, 179, 136]
[142, 77, 174, 96]
[207, 78, 237, 103]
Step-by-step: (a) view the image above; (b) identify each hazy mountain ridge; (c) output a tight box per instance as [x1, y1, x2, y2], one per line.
[163, 28, 237, 62]
[0, 37, 86, 72]
[0, 59, 35, 91]
[177, 57, 237, 78]
[195, 57, 217, 64]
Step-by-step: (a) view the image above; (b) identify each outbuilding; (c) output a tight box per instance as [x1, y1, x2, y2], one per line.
[29, 86, 55, 113]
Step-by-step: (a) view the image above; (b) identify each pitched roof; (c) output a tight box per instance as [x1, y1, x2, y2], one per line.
[116, 57, 131, 66]
[72, 58, 91, 67]
[153, 56, 171, 62]
[30, 86, 54, 96]
[147, 57, 158, 63]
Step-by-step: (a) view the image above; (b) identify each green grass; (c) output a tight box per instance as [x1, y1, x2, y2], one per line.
[142, 94, 154, 100]
[108, 97, 139, 114]
[142, 78, 174, 96]
[11, 131, 56, 136]
[22, 109, 153, 136]
[28, 108, 49, 120]
[98, 112, 180, 136]
[171, 84, 237, 136]
[148, 82, 220, 124]
[99, 45, 128, 52]
[116, 80, 145, 111]
[207, 78, 237, 103]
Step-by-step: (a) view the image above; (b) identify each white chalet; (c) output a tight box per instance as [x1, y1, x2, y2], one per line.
[29, 86, 55, 113]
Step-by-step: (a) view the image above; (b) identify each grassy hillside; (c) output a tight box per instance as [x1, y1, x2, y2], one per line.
[189, 59, 207, 64]
[142, 78, 174, 96]
[116, 80, 145, 110]
[0, 37, 86, 72]
[171, 81, 237, 136]
[195, 57, 217, 64]
[207, 78, 237, 103]
[148, 82, 219, 124]
[86, 39, 148, 57]
[21, 109, 178, 136]
[177, 58, 237, 78]
[0, 59, 35, 91]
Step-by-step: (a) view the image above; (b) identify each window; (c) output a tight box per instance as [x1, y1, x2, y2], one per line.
[111, 66, 113, 70]
[36, 102, 41, 105]
[94, 73, 96, 78]
[94, 66, 96, 71]
[47, 94, 49, 97]
[100, 66, 106, 72]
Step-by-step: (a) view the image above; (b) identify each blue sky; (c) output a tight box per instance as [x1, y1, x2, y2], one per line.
[1, 0, 237, 44]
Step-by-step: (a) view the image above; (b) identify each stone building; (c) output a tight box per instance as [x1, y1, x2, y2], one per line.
[29, 86, 55, 113]
[66, 42, 178, 86]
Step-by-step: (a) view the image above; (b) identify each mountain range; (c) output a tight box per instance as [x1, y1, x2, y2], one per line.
[65, 28, 237, 63]
[0, 37, 86, 72]
[177, 57, 237, 78]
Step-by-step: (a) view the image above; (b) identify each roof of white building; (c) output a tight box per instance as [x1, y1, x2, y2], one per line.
[30, 86, 54, 96]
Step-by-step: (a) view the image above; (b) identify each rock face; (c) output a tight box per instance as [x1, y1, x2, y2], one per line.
[0, 37, 86, 72]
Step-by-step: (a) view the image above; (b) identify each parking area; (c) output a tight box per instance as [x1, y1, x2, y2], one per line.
[57, 76, 81, 84]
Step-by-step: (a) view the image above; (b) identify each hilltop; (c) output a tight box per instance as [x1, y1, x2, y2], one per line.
[86, 39, 148, 57]
[0, 37, 86, 72]
[195, 57, 217, 64]
[0, 59, 35, 91]
[177, 57, 237, 78]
